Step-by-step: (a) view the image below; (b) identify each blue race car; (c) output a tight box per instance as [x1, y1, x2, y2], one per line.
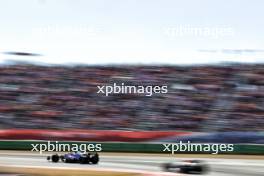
[47, 152, 99, 164]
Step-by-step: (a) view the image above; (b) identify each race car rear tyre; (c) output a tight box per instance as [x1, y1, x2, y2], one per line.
[51, 154, 59, 163]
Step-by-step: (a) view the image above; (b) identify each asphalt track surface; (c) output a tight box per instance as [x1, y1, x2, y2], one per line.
[0, 152, 264, 176]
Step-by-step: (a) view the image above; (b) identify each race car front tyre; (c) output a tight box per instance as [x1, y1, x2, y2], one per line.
[90, 153, 99, 164]
[51, 154, 60, 163]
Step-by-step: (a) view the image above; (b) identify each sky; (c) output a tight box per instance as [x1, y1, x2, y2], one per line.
[0, 0, 264, 65]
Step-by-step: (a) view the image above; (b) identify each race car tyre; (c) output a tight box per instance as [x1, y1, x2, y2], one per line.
[51, 154, 60, 163]
[90, 153, 99, 164]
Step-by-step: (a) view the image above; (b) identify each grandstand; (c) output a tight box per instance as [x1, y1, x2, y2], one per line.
[0, 63, 263, 132]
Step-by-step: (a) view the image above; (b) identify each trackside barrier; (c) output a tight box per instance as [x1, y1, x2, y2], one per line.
[0, 141, 263, 154]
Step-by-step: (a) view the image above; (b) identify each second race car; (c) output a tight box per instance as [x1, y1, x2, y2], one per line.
[162, 160, 208, 174]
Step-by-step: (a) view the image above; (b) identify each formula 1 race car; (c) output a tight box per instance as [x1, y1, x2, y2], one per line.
[47, 152, 99, 164]
[162, 160, 208, 174]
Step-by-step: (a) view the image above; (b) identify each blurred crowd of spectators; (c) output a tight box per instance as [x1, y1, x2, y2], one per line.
[0, 63, 264, 131]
